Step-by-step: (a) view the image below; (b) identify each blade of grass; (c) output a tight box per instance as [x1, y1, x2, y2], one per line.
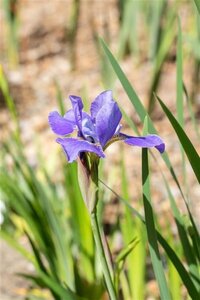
[114, 238, 139, 295]
[117, 0, 139, 59]
[176, 18, 184, 127]
[1, 142, 75, 288]
[156, 95, 200, 183]
[21, 272, 87, 300]
[100, 38, 185, 200]
[142, 147, 171, 300]
[148, 4, 176, 113]
[99, 179, 200, 299]
[167, 228, 181, 300]
[162, 174, 199, 288]
[119, 147, 145, 300]
[176, 17, 187, 196]
[25, 231, 49, 274]
[0, 65, 20, 141]
[148, 0, 165, 60]
[64, 162, 95, 283]
[194, 0, 200, 14]
[3, 0, 19, 66]
[183, 82, 200, 140]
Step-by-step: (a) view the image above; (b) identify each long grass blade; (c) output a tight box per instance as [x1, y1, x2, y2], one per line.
[20, 272, 86, 300]
[156, 95, 200, 183]
[148, 4, 176, 113]
[162, 174, 200, 288]
[100, 38, 185, 200]
[176, 17, 188, 196]
[64, 163, 95, 283]
[120, 148, 145, 300]
[194, 0, 200, 14]
[142, 148, 171, 300]
[0, 65, 20, 141]
[99, 179, 200, 299]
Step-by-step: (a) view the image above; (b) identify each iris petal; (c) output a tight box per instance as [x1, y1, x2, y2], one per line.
[123, 134, 165, 153]
[96, 101, 122, 147]
[69, 95, 84, 132]
[48, 111, 74, 135]
[90, 90, 113, 120]
[82, 113, 98, 142]
[56, 138, 105, 163]
[64, 109, 76, 125]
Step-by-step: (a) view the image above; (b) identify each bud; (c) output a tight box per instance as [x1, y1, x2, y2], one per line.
[77, 153, 99, 213]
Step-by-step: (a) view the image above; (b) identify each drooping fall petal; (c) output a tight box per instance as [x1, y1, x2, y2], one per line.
[123, 134, 165, 153]
[56, 137, 105, 163]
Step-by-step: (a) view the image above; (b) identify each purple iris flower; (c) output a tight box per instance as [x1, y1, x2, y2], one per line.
[48, 91, 165, 163]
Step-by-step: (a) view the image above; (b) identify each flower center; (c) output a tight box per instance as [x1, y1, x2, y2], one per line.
[82, 117, 98, 144]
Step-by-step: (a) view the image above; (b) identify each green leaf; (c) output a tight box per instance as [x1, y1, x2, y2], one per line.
[117, 0, 139, 59]
[176, 17, 184, 127]
[119, 148, 145, 300]
[100, 38, 146, 122]
[167, 230, 181, 300]
[64, 162, 95, 283]
[142, 148, 171, 300]
[99, 179, 200, 299]
[114, 238, 139, 295]
[148, 0, 165, 60]
[100, 38, 185, 201]
[183, 82, 200, 140]
[115, 238, 139, 266]
[148, 3, 176, 113]
[162, 174, 200, 288]
[156, 95, 200, 184]
[20, 272, 87, 300]
[194, 0, 200, 14]
[176, 17, 188, 195]
[0, 65, 20, 142]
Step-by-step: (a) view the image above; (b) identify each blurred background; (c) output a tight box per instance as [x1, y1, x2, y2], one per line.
[0, 0, 199, 299]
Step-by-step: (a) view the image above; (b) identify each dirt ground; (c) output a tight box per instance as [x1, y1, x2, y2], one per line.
[0, 1, 199, 299]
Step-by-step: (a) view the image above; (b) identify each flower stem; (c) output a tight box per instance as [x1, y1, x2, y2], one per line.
[91, 209, 117, 300]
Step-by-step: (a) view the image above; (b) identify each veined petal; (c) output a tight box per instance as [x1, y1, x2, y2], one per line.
[48, 111, 74, 135]
[64, 109, 76, 125]
[90, 90, 113, 120]
[56, 138, 105, 163]
[96, 101, 122, 147]
[123, 134, 165, 153]
[69, 95, 83, 132]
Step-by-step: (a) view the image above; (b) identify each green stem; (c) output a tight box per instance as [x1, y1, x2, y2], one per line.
[91, 209, 117, 300]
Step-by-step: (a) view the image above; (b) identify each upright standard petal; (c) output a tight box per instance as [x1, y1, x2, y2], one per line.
[96, 101, 122, 147]
[56, 138, 105, 163]
[90, 90, 113, 120]
[48, 111, 74, 135]
[123, 134, 165, 153]
[69, 95, 84, 133]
